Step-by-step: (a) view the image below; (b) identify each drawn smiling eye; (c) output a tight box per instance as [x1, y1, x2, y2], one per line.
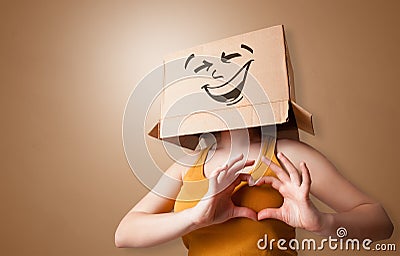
[193, 60, 213, 73]
[183, 43, 254, 106]
[221, 52, 242, 63]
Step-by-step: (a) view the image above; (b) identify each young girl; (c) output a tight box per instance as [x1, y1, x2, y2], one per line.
[115, 127, 393, 255]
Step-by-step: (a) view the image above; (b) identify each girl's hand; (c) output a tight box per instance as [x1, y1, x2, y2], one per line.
[256, 152, 324, 233]
[188, 154, 257, 228]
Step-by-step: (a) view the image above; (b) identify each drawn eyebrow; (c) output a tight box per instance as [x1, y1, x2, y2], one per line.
[184, 53, 195, 69]
[221, 52, 242, 63]
[194, 60, 213, 73]
[241, 44, 253, 54]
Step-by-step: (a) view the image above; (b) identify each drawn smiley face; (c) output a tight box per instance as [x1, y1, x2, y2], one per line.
[184, 44, 254, 106]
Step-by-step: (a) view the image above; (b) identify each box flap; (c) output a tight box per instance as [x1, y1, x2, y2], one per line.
[291, 100, 314, 135]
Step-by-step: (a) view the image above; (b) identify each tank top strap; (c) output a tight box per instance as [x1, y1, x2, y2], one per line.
[182, 145, 213, 181]
[198, 145, 212, 165]
[249, 135, 278, 180]
[263, 136, 280, 178]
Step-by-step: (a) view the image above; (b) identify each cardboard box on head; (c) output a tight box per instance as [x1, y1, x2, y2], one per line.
[149, 25, 314, 150]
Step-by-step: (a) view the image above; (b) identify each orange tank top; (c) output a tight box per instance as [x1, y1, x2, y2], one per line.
[174, 137, 297, 256]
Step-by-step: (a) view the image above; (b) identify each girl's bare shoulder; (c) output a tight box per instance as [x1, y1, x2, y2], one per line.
[276, 138, 330, 167]
[276, 138, 316, 155]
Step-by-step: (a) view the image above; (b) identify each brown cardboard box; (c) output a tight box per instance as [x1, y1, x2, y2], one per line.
[149, 25, 314, 149]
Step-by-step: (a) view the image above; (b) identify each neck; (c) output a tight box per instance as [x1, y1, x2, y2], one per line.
[217, 129, 251, 149]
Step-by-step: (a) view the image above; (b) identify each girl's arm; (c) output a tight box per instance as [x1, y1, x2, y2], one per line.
[115, 154, 256, 248]
[256, 139, 393, 241]
[114, 163, 195, 247]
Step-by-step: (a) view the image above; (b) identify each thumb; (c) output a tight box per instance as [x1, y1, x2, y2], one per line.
[232, 206, 257, 221]
[257, 208, 283, 221]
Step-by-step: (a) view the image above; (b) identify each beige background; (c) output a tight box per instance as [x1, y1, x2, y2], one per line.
[0, 0, 399, 255]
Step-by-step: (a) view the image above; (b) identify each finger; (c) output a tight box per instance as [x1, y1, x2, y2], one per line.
[222, 154, 244, 181]
[255, 176, 283, 191]
[300, 162, 312, 194]
[217, 170, 226, 184]
[243, 159, 256, 168]
[261, 156, 290, 182]
[226, 173, 253, 191]
[232, 206, 257, 221]
[224, 157, 255, 182]
[257, 208, 283, 221]
[276, 152, 301, 186]
[236, 173, 254, 183]
[207, 173, 218, 196]
[230, 159, 255, 176]
[210, 164, 227, 178]
[208, 165, 227, 195]
[207, 174, 218, 197]
[226, 153, 244, 170]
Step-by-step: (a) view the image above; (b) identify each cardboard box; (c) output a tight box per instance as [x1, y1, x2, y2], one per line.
[149, 25, 314, 149]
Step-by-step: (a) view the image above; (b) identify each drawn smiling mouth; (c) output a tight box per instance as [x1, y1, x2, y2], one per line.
[201, 59, 254, 106]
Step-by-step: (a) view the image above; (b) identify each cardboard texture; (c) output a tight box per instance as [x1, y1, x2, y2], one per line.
[149, 25, 314, 149]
